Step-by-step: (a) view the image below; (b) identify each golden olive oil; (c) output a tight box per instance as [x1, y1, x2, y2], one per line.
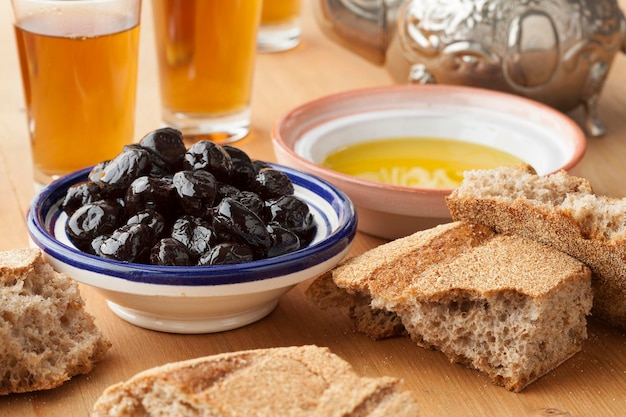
[321, 138, 524, 189]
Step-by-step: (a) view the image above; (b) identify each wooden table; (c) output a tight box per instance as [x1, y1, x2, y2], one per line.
[1, 1, 625, 415]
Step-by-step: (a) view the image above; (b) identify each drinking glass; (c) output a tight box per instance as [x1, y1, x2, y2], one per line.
[258, 0, 302, 52]
[152, 0, 263, 143]
[11, 0, 142, 187]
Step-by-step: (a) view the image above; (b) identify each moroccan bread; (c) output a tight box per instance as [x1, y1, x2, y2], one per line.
[0, 248, 110, 395]
[446, 164, 626, 329]
[306, 221, 593, 392]
[91, 345, 420, 417]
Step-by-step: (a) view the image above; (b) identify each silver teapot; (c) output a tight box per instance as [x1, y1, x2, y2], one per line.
[315, 0, 626, 136]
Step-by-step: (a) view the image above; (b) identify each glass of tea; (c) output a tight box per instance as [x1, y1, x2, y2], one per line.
[258, 0, 302, 52]
[151, 0, 263, 144]
[11, 0, 142, 188]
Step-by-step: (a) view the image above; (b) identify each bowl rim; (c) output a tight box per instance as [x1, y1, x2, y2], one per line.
[271, 84, 587, 195]
[27, 164, 357, 287]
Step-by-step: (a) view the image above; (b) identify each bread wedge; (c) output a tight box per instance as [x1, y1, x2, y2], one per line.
[307, 222, 593, 392]
[307, 222, 496, 340]
[0, 248, 110, 395]
[92, 345, 420, 417]
[446, 164, 626, 329]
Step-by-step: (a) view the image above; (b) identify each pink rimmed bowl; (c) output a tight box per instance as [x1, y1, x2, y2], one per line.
[272, 84, 586, 240]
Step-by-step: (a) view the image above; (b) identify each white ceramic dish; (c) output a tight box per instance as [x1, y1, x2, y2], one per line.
[27, 165, 357, 334]
[272, 84, 586, 239]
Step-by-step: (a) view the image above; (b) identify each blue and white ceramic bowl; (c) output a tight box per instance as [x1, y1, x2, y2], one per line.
[27, 165, 357, 334]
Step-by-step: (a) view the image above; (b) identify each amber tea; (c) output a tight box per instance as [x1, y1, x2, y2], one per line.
[13, 2, 140, 186]
[258, 0, 302, 52]
[152, 0, 262, 142]
[261, 0, 301, 25]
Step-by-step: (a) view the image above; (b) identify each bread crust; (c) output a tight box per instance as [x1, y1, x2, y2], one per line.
[446, 164, 626, 329]
[91, 345, 420, 416]
[0, 248, 110, 395]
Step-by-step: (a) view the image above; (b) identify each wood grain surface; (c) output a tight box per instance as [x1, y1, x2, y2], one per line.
[1, 1, 625, 416]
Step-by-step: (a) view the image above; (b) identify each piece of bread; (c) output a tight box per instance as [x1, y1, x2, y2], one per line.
[0, 248, 110, 395]
[307, 222, 593, 392]
[446, 164, 626, 329]
[91, 345, 420, 417]
[307, 222, 495, 340]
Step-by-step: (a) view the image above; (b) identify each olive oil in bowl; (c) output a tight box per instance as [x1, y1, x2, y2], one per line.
[321, 138, 524, 189]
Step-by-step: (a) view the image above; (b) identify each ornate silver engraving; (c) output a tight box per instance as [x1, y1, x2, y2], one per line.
[314, 0, 626, 136]
[397, 0, 626, 136]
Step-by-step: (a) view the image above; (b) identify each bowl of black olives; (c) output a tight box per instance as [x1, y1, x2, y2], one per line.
[27, 128, 357, 334]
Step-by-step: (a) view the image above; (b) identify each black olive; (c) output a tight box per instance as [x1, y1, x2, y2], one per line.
[61, 181, 102, 215]
[214, 182, 240, 205]
[267, 223, 301, 257]
[183, 140, 233, 180]
[88, 234, 109, 256]
[223, 145, 256, 188]
[229, 191, 264, 216]
[97, 148, 152, 194]
[212, 198, 271, 258]
[88, 161, 109, 183]
[125, 176, 176, 216]
[197, 242, 254, 266]
[251, 168, 294, 199]
[172, 170, 217, 217]
[263, 195, 316, 245]
[124, 143, 172, 177]
[99, 223, 154, 263]
[126, 210, 167, 241]
[150, 238, 194, 266]
[170, 215, 216, 258]
[65, 199, 125, 251]
[138, 127, 186, 170]
[252, 160, 271, 173]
